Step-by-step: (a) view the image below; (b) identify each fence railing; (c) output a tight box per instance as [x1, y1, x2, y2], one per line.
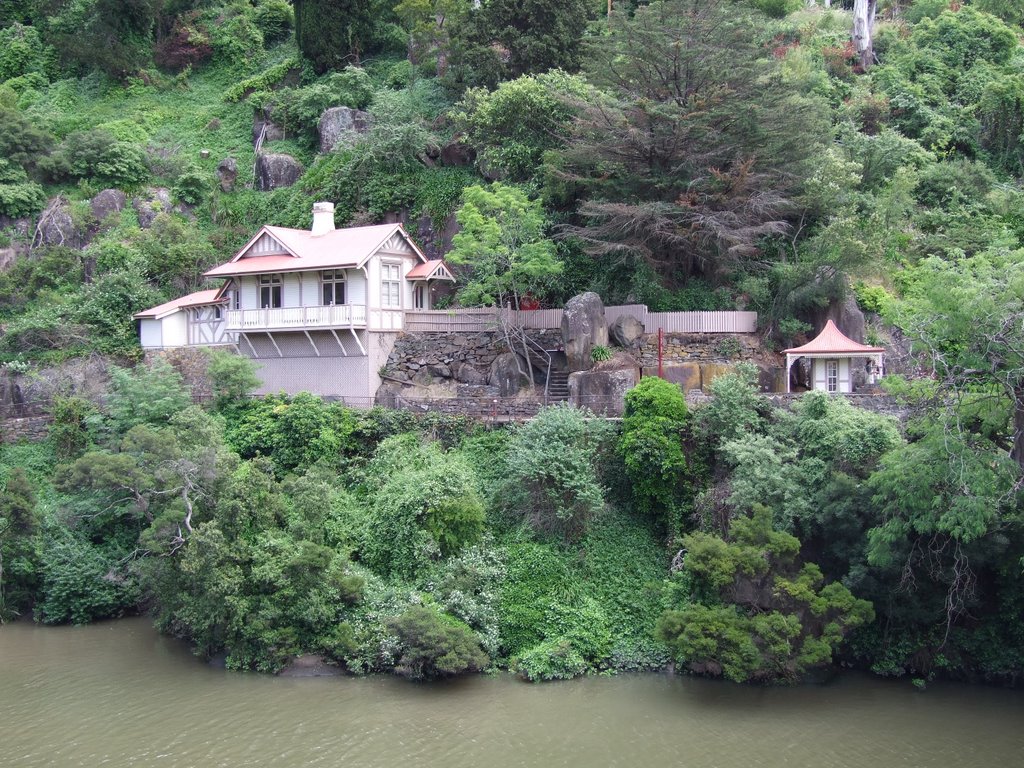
[403, 306, 757, 334]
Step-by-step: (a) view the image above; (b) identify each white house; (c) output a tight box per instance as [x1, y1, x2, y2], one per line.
[784, 320, 884, 394]
[135, 202, 454, 404]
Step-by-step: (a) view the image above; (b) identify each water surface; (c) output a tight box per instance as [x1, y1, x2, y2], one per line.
[1, 618, 1022, 767]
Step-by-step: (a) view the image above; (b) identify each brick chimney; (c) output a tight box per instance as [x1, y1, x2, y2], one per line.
[311, 201, 335, 236]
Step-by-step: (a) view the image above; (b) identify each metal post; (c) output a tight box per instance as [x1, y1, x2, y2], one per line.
[658, 328, 664, 379]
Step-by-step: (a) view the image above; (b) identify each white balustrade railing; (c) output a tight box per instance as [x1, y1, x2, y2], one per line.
[226, 304, 368, 330]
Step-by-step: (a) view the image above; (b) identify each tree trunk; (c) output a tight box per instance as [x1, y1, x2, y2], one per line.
[1012, 391, 1024, 471]
[852, 0, 876, 70]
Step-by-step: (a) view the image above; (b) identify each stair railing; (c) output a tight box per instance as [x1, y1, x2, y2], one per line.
[506, 322, 556, 404]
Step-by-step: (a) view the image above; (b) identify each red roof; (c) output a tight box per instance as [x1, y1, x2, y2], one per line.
[784, 320, 884, 355]
[204, 223, 425, 278]
[134, 289, 225, 319]
[407, 259, 454, 280]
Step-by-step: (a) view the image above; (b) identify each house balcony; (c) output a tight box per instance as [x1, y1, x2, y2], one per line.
[226, 305, 368, 331]
[226, 305, 406, 332]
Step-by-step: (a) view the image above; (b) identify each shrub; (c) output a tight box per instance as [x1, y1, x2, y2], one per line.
[49, 396, 99, 461]
[0, 23, 51, 83]
[254, 0, 294, 43]
[361, 435, 485, 578]
[172, 165, 209, 205]
[40, 129, 148, 188]
[37, 533, 140, 624]
[620, 377, 691, 530]
[206, 349, 260, 409]
[0, 163, 46, 217]
[106, 359, 193, 434]
[0, 107, 53, 173]
[502, 404, 613, 542]
[590, 344, 611, 362]
[385, 606, 489, 679]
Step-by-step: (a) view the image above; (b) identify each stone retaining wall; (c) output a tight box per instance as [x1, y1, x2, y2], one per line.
[638, 332, 761, 367]
[383, 329, 562, 386]
[1, 415, 51, 443]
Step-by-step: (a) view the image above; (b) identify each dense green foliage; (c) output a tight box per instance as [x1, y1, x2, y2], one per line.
[658, 507, 874, 683]
[2, 0, 1024, 688]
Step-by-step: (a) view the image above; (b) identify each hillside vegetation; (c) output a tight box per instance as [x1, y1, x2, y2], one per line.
[1, 0, 1024, 685]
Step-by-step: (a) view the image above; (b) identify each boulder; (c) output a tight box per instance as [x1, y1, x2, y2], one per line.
[609, 314, 645, 348]
[216, 157, 238, 192]
[568, 367, 639, 416]
[700, 362, 734, 391]
[428, 362, 452, 379]
[132, 187, 173, 229]
[454, 362, 488, 385]
[252, 106, 285, 147]
[375, 383, 402, 408]
[561, 291, 608, 373]
[489, 352, 531, 396]
[318, 106, 372, 153]
[440, 136, 476, 167]
[255, 153, 303, 191]
[33, 197, 85, 249]
[644, 363, 701, 392]
[89, 189, 126, 224]
[827, 292, 866, 344]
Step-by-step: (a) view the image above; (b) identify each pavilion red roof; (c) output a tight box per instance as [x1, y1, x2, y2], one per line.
[784, 320, 884, 355]
[133, 289, 225, 319]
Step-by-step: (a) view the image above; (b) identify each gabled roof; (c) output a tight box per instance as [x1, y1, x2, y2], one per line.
[134, 289, 225, 320]
[204, 222, 427, 278]
[784, 320, 885, 355]
[407, 259, 455, 281]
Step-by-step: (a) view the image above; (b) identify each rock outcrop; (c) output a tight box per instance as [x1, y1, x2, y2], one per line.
[440, 136, 476, 167]
[561, 292, 608, 372]
[132, 187, 173, 229]
[255, 153, 303, 191]
[568, 367, 639, 416]
[317, 106, 372, 153]
[609, 314, 645, 348]
[90, 189, 126, 224]
[823, 292, 866, 345]
[216, 157, 238, 192]
[489, 352, 532, 396]
[33, 197, 85, 249]
[252, 106, 285, 147]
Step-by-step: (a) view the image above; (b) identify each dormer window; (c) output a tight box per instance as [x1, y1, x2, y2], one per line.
[259, 274, 282, 308]
[321, 269, 346, 305]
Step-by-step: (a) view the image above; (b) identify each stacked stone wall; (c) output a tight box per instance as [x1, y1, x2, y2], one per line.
[383, 330, 561, 386]
[1, 415, 51, 443]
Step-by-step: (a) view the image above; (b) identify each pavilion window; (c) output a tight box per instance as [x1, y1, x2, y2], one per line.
[322, 269, 346, 305]
[259, 274, 282, 308]
[826, 360, 838, 393]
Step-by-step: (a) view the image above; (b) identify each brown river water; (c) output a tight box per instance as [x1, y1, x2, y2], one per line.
[1, 617, 1022, 768]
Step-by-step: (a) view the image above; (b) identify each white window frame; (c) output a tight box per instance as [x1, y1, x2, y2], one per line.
[321, 269, 346, 306]
[259, 273, 282, 309]
[381, 262, 401, 308]
[825, 359, 839, 393]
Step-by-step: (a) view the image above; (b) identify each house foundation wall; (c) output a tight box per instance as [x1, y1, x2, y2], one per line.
[253, 356, 371, 403]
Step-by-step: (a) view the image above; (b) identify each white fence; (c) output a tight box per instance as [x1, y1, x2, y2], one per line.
[404, 306, 757, 334]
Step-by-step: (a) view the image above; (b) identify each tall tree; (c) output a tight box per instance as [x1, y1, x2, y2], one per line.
[553, 0, 828, 284]
[294, 0, 400, 72]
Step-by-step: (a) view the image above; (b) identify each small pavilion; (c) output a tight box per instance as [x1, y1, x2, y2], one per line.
[783, 320, 884, 394]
